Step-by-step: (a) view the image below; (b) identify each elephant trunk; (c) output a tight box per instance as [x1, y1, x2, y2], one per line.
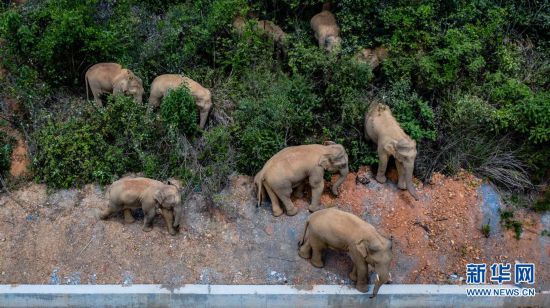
[173, 205, 182, 228]
[370, 270, 390, 298]
[405, 168, 419, 200]
[331, 166, 349, 196]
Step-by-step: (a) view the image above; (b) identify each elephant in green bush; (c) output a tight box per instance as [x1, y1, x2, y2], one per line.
[100, 177, 183, 236]
[254, 141, 349, 216]
[310, 7, 342, 52]
[365, 103, 419, 200]
[85, 63, 144, 106]
[148, 74, 212, 129]
[299, 208, 393, 297]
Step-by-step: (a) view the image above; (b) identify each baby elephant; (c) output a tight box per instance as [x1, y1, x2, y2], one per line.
[299, 208, 393, 298]
[148, 74, 212, 129]
[100, 177, 183, 236]
[310, 8, 341, 52]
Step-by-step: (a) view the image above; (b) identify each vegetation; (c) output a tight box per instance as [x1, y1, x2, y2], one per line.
[500, 210, 523, 240]
[481, 223, 491, 238]
[0, 129, 14, 179]
[0, 1, 548, 207]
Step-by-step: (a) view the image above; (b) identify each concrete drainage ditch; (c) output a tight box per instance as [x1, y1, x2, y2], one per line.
[0, 284, 548, 307]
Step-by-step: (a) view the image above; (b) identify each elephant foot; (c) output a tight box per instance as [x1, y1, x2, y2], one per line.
[124, 216, 136, 224]
[356, 282, 369, 293]
[272, 208, 284, 217]
[168, 229, 177, 236]
[311, 259, 324, 268]
[99, 212, 110, 220]
[397, 182, 407, 190]
[298, 247, 311, 259]
[142, 225, 153, 232]
[375, 175, 387, 184]
[286, 207, 298, 216]
[308, 204, 322, 212]
[293, 191, 304, 198]
[349, 271, 357, 282]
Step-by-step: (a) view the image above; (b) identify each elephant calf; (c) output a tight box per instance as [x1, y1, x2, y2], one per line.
[299, 208, 393, 298]
[254, 141, 349, 216]
[365, 103, 419, 200]
[148, 74, 212, 129]
[85, 63, 144, 106]
[100, 177, 183, 236]
[310, 8, 341, 52]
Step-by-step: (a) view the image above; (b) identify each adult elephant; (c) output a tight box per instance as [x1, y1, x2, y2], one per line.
[365, 103, 419, 200]
[254, 141, 349, 216]
[148, 74, 212, 129]
[85, 63, 144, 106]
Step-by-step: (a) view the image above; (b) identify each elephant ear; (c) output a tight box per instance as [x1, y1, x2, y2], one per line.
[154, 188, 175, 208]
[383, 140, 398, 155]
[323, 140, 336, 146]
[114, 78, 129, 94]
[355, 240, 369, 258]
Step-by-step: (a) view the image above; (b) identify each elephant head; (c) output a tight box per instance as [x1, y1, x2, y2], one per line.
[154, 179, 183, 228]
[319, 141, 349, 195]
[356, 236, 393, 298]
[385, 138, 418, 200]
[113, 70, 144, 103]
[325, 36, 342, 52]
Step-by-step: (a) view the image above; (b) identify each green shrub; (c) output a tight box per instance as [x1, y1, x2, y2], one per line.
[160, 86, 199, 137]
[0, 130, 14, 178]
[233, 70, 320, 174]
[33, 95, 158, 188]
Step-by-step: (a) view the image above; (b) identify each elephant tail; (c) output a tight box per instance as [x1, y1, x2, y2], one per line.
[298, 218, 310, 248]
[254, 172, 264, 208]
[85, 73, 90, 102]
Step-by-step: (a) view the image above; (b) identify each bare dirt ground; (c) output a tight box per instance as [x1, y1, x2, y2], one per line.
[0, 168, 548, 292]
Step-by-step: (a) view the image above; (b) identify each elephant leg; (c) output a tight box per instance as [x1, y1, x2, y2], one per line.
[123, 209, 135, 223]
[99, 202, 119, 220]
[199, 109, 210, 129]
[376, 149, 388, 184]
[308, 176, 324, 212]
[350, 252, 369, 293]
[310, 240, 325, 268]
[276, 186, 298, 216]
[349, 265, 358, 282]
[298, 239, 312, 259]
[160, 208, 177, 236]
[293, 182, 306, 198]
[396, 160, 407, 190]
[90, 87, 104, 107]
[142, 208, 156, 232]
[263, 183, 283, 217]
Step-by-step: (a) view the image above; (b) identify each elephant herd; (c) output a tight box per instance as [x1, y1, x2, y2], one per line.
[93, 5, 417, 298]
[85, 63, 212, 129]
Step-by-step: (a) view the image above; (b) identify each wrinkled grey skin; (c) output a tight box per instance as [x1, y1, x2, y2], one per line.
[299, 208, 393, 298]
[100, 177, 183, 235]
[365, 103, 419, 200]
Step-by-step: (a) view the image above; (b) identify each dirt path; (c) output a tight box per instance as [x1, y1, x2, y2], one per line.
[0, 170, 548, 291]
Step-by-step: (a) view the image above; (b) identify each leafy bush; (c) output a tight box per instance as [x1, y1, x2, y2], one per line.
[160, 86, 199, 136]
[232, 70, 320, 174]
[33, 95, 157, 187]
[0, 130, 14, 178]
